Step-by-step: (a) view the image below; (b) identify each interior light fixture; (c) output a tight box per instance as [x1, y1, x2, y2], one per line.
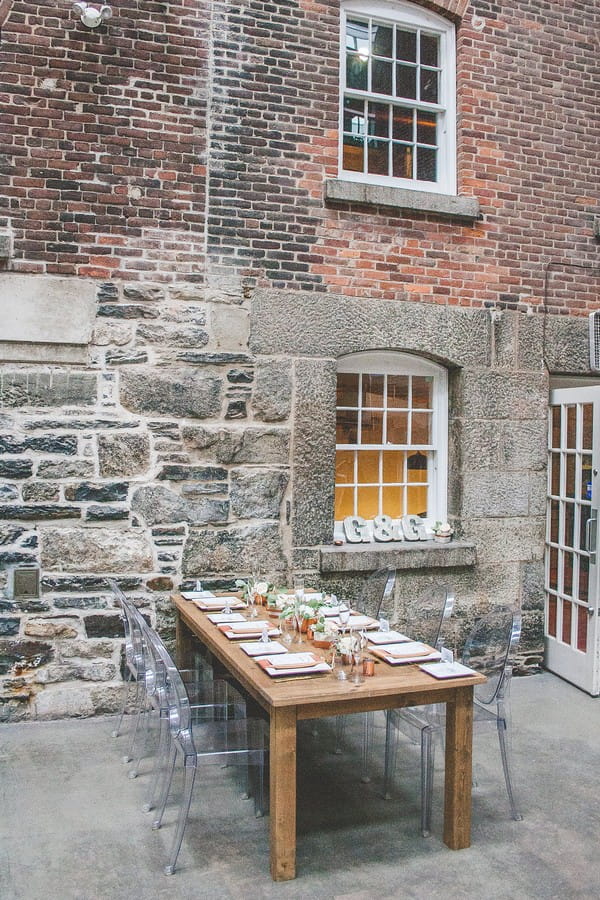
[72, 2, 112, 28]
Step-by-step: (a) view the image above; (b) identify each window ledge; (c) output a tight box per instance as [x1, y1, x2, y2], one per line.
[325, 179, 480, 222]
[320, 540, 477, 574]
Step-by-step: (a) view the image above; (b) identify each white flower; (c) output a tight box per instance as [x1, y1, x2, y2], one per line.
[337, 634, 359, 655]
[253, 581, 269, 595]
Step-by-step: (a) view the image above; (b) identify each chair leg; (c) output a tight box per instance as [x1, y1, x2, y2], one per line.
[112, 669, 134, 738]
[497, 717, 523, 821]
[152, 744, 178, 831]
[421, 726, 435, 837]
[123, 682, 145, 764]
[383, 713, 399, 800]
[164, 757, 197, 876]
[143, 709, 171, 813]
[129, 696, 154, 778]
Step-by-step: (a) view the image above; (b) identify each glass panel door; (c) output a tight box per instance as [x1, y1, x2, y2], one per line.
[545, 387, 600, 695]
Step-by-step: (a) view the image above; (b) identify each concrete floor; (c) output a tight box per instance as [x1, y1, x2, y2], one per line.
[1, 671, 599, 900]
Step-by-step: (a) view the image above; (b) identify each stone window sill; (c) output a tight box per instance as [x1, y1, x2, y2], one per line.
[325, 179, 480, 223]
[320, 540, 476, 574]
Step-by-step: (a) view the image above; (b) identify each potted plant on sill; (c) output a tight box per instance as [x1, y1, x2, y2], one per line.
[431, 521, 454, 543]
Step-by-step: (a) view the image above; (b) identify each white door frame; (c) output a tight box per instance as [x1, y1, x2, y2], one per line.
[545, 386, 600, 696]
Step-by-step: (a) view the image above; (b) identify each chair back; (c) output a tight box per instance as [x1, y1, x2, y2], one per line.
[360, 566, 396, 619]
[398, 583, 454, 648]
[462, 607, 521, 706]
[143, 626, 194, 744]
[108, 579, 146, 678]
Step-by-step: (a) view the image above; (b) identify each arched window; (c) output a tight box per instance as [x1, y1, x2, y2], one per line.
[340, 0, 456, 194]
[335, 351, 448, 527]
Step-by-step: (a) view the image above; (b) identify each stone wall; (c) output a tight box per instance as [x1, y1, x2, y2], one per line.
[0, 1, 599, 718]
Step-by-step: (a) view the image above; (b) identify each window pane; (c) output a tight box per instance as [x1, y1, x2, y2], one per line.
[564, 551, 573, 595]
[346, 18, 369, 53]
[407, 450, 428, 473]
[562, 597, 572, 642]
[580, 504, 590, 553]
[335, 486, 354, 519]
[346, 53, 368, 90]
[392, 143, 412, 178]
[411, 410, 431, 444]
[412, 376, 432, 408]
[550, 452, 560, 495]
[362, 373, 384, 406]
[382, 485, 403, 517]
[416, 111, 437, 145]
[337, 409, 358, 444]
[386, 411, 408, 444]
[336, 450, 354, 484]
[420, 33, 439, 67]
[407, 484, 428, 517]
[343, 134, 364, 172]
[420, 68, 438, 103]
[361, 410, 383, 443]
[392, 106, 412, 142]
[387, 374, 409, 407]
[357, 449, 380, 483]
[551, 406, 561, 448]
[368, 102, 389, 137]
[337, 372, 359, 407]
[396, 64, 416, 99]
[550, 498, 559, 543]
[383, 449, 405, 482]
[367, 139, 388, 175]
[565, 454, 575, 497]
[344, 97, 365, 134]
[372, 23, 393, 58]
[416, 146, 436, 181]
[357, 486, 379, 518]
[396, 29, 417, 62]
[372, 59, 393, 95]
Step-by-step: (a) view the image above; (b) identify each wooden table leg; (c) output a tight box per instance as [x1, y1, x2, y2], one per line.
[443, 684, 474, 849]
[269, 706, 297, 881]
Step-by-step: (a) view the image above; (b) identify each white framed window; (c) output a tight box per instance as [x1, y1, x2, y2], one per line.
[340, 0, 456, 194]
[335, 351, 448, 526]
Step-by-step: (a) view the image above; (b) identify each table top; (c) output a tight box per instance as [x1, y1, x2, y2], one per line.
[172, 593, 486, 720]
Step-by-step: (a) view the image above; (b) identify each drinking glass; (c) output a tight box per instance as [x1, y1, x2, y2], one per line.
[281, 615, 294, 645]
[338, 607, 350, 629]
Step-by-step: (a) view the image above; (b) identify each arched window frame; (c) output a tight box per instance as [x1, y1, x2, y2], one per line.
[335, 350, 448, 529]
[339, 0, 457, 195]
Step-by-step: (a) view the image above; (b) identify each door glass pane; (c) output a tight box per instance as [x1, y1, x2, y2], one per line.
[337, 372, 359, 407]
[550, 452, 560, 496]
[566, 405, 576, 449]
[548, 596, 557, 636]
[565, 455, 575, 498]
[357, 450, 379, 483]
[550, 499, 559, 543]
[577, 605, 588, 651]
[357, 486, 379, 518]
[551, 406, 561, 448]
[337, 410, 358, 444]
[387, 374, 409, 408]
[361, 410, 383, 443]
[580, 504, 590, 551]
[335, 486, 354, 519]
[564, 502, 575, 549]
[582, 403, 593, 450]
[581, 454, 592, 501]
[549, 546, 558, 590]
[562, 599, 572, 644]
[578, 555, 589, 603]
[335, 450, 354, 484]
[362, 374, 384, 407]
[386, 411, 408, 444]
[563, 551, 573, 595]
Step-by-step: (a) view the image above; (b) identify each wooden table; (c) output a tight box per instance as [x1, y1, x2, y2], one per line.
[172, 594, 486, 881]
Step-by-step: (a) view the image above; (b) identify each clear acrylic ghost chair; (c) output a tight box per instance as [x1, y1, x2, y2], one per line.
[334, 567, 397, 779]
[145, 624, 267, 875]
[384, 606, 523, 837]
[110, 580, 144, 742]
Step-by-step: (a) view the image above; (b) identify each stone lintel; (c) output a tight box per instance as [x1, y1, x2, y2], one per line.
[320, 540, 477, 573]
[325, 179, 480, 222]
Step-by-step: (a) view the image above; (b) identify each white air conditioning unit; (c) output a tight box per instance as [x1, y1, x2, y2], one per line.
[590, 310, 600, 372]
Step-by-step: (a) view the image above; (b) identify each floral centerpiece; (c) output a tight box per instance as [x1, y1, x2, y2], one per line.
[235, 577, 272, 606]
[431, 521, 454, 543]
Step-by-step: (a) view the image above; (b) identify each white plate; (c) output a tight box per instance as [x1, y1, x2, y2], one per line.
[181, 590, 216, 600]
[419, 661, 476, 679]
[207, 613, 246, 624]
[240, 641, 288, 657]
[368, 630, 411, 645]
